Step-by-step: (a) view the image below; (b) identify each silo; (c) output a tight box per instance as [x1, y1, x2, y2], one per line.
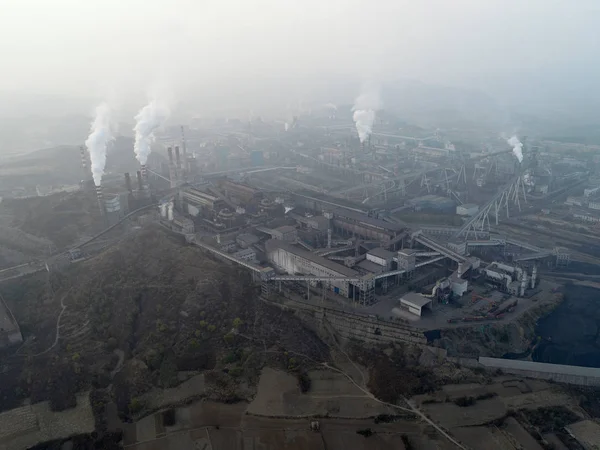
[104, 194, 122, 226]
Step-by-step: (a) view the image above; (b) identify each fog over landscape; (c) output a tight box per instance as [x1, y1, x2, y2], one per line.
[5, 2, 600, 449]
[0, 0, 599, 125]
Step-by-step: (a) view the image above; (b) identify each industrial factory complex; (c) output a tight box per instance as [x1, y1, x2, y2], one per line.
[60, 112, 599, 329]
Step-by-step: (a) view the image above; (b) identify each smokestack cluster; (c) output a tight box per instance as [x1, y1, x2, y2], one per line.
[507, 136, 524, 163]
[352, 87, 381, 144]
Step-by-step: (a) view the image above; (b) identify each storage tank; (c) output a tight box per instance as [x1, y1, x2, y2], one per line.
[104, 194, 121, 213]
[104, 194, 122, 226]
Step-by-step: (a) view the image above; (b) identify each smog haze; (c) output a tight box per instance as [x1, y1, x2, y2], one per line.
[0, 0, 599, 120]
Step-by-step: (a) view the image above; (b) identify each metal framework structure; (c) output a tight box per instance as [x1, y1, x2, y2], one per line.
[455, 175, 528, 240]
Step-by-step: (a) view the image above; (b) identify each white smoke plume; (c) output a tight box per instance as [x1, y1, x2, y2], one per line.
[85, 102, 114, 186]
[507, 135, 524, 163]
[284, 122, 289, 131]
[352, 88, 381, 143]
[133, 99, 170, 165]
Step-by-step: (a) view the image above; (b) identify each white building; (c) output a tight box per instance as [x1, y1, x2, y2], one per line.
[399, 293, 433, 317]
[366, 247, 395, 270]
[456, 203, 479, 216]
[584, 187, 600, 197]
[450, 274, 468, 297]
[396, 249, 416, 270]
[566, 196, 585, 207]
[574, 212, 600, 223]
[588, 201, 600, 211]
[272, 225, 298, 242]
[265, 240, 358, 297]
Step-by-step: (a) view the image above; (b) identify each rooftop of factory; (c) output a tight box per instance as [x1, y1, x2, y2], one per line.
[305, 216, 331, 231]
[273, 225, 297, 234]
[357, 260, 385, 273]
[236, 233, 260, 246]
[459, 203, 479, 209]
[367, 247, 396, 259]
[400, 292, 433, 308]
[331, 208, 404, 232]
[265, 239, 359, 278]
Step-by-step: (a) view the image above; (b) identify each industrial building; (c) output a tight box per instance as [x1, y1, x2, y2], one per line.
[233, 248, 257, 263]
[366, 247, 396, 270]
[483, 262, 535, 297]
[217, 179, 262, 204]
[331, 208, 405, 243]
[236, 233, 260, 248]
[180, 186, 226, 213]
[92, 117, 577, 334]
[271, 225, 298, 242]
[265, 239, 359, 297]
[398, 292, 433, 317]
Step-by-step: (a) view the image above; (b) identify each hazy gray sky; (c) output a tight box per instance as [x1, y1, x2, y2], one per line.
[1, 0, 599, 112]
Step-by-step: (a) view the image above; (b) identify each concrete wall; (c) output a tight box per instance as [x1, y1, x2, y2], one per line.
[478, 357, 600, 386]
[262, 295, 427, 346]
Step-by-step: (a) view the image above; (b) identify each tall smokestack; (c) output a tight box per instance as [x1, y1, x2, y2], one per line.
[124, 173, 132, 193]
[80, 146, 91, 184]
[140, 164, 147, 180]
[180, 126, 188, 173]
[80, 146, 87, 172]
[175, 146, 181, 171]
[95, 185, 105, 216]
[136, 170, 143, 191]
[167, 146, 177, 187]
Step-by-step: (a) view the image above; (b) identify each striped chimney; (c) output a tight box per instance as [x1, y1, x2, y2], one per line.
[95, 185, 105, 215]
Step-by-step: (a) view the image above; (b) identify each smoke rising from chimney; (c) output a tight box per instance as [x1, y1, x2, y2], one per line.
[133, 99, 170, 165]
[85, 102, 114, 186]
[507, 136, 524, 163]
[284, 122, 289, 132]
[352, 87, 381, 143]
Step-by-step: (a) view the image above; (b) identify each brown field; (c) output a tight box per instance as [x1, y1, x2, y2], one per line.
[247, 367, 395, 418]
